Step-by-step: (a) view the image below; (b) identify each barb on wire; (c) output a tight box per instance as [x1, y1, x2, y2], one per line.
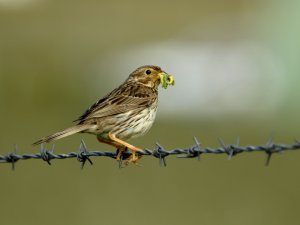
[1, 137, 300, 170]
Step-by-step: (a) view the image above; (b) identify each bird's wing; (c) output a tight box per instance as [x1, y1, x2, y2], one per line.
[76, 84, 155, 122]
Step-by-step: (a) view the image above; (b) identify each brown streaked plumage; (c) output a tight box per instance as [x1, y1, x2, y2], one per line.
[33, 65, 174, 164]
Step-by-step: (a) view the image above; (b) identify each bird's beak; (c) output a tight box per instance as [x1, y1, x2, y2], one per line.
[158, 72, 175, 89]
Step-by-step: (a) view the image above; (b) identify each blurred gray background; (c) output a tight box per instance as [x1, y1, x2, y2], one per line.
[1, 1, 300, 225]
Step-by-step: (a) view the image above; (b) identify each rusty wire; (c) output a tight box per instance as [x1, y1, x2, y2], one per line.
[1, 137, 300, 170]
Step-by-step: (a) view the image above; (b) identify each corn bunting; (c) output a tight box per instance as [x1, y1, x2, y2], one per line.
[33, 65, 175, 164]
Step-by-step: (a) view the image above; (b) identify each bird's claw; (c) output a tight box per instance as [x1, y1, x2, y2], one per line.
[117, 149, 143, 167]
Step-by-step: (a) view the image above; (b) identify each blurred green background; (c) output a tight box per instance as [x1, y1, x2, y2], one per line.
[1, 1, 300, 225]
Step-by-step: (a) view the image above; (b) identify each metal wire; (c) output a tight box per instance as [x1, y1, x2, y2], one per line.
[1, 137, 300, 170]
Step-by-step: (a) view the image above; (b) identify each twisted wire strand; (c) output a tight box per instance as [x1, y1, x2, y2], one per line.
[1, 137, 300, 170]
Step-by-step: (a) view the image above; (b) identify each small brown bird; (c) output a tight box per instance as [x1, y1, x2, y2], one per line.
[33, 65, 174, 164]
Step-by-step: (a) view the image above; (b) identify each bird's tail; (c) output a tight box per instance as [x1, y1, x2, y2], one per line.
[33, 124, 92, 145]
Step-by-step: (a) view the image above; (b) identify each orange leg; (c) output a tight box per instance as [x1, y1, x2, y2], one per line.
[108, 132, 144, 164]
[97, 136, 125, 161]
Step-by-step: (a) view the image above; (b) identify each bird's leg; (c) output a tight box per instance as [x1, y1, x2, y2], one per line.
[97, 136, 125, 161]
[115, 146, 127, 161]
[108, 132, 144, 164]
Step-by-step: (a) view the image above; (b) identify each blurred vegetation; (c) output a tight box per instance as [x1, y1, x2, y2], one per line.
[1, 1, 300, 225]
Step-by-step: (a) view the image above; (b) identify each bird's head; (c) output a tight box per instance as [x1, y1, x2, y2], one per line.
[128, 65, 175, 89]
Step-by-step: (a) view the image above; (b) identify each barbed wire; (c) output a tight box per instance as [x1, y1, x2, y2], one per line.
[1, 137, 300, 170]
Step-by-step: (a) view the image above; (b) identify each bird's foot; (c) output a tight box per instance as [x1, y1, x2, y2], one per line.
[117, 148, 143, 167]
[116, 148, 125, 161]
[124, 151, 143, 165]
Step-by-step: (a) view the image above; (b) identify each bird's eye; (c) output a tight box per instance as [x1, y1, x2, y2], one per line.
[145, 69, 151, 75]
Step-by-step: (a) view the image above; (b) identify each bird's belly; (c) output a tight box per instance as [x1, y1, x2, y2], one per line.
[84, 105, 158, 141]
[115, 106, 158, 140]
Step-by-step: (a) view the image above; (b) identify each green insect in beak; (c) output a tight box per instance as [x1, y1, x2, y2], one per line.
[159, 72, 175, 89]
